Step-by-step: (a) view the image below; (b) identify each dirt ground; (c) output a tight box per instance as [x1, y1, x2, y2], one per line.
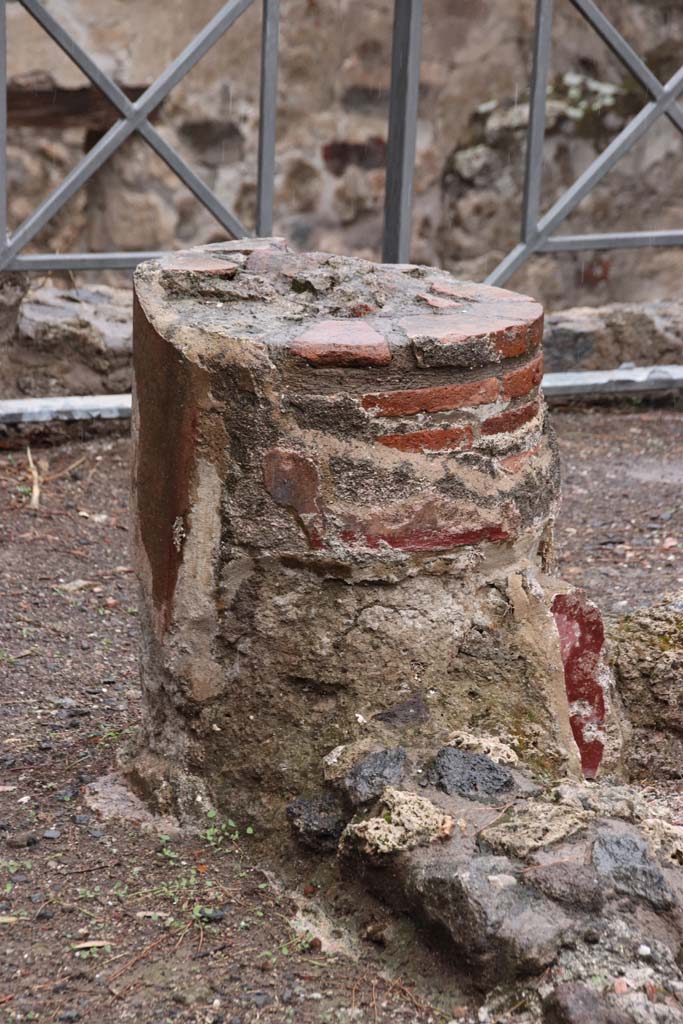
[0, 406, 682, 1024]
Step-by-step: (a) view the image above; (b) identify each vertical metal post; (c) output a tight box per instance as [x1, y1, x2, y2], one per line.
[0, 0, 7, 245]
[522, 0, 554, 242]
[382, 0, 423, 264]
[256, 0, 279, 237]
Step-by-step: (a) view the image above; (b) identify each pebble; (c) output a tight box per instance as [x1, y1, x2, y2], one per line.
[43, 829, 62, 840]
[197, 907, 225, 923]
[638, 943, 652, 958]
[250, 993, 272, 1009]
[56, 786, 79, 802]
[58, 1011, 81, 1022]
[66, 707, 90, 719]
[6, 831, 38, 849]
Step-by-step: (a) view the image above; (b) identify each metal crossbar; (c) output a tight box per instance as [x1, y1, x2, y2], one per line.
[0, 0, 280, 271]
[488, 0, 683, 286]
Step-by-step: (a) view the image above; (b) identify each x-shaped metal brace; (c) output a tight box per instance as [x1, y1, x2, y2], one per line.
[0, 0, 279, 271]
[488, 0, 683, 286]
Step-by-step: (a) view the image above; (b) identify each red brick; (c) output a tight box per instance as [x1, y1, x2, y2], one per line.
[377, 426, 473, 453]
[493, 327, 529, 359]
[503, 355, 544, 399]
[431, 280, 541, 309]
[528, 317, 544, 350]
[425, 284, 544, 355]
[400, 312, 538, 362]
[417, 292, 457, 310]
[481, 401, 539, 436]
[165, 252, 239, 277]
[291, 319, 391, 367]
[498, 445, 540, 473]
[361, 378, 499, 417]
[400, 313, 505, 347]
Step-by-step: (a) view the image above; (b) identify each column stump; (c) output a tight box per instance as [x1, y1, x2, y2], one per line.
[128, 239, 624, 830]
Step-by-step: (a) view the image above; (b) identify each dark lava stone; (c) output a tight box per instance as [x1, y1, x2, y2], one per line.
[342, 747, 406, 806]
[526, 862, 605, 913]
[592, 831, 674, 910]
[543, 982, 633, 1023]
[286, 792, 349, 852]
[427, 746, 514, 803]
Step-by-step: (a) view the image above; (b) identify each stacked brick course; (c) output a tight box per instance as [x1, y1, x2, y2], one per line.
[129, 240, 624, 825]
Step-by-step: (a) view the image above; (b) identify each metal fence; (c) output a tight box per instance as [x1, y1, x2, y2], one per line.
[1, 0, 682, 281]
[489, 0, 683, 286]
[0, 0, 280, 272]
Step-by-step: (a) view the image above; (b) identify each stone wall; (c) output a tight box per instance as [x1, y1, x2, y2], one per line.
[7, 0, 683, 309]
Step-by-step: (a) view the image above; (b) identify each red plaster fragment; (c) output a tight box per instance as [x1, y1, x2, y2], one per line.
[341, 524, 508, 552]
[551, 591, 607, 779]
[340, 499, 508, 553]
[291, 319, 391, 367]
[262, 449, 324, 549]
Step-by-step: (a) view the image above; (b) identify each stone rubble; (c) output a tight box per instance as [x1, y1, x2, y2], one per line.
[290, 737, 683, 1022]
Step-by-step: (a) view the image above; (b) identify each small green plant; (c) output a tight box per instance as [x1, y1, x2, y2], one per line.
[203, 809, 255, 850]
[154, 868, 199, 904]
[2, 860, 31, 876]
[73, 944, 111, 960]
[77, 886, 101, 900]
[112, 881, 129, 901]
[159, 835, 180, 864]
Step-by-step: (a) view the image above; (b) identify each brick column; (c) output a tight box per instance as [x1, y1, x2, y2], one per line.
[128, 240, 624, 826]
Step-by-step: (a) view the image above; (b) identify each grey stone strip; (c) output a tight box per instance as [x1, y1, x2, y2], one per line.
[1, 365, 682, 424]
[542, 364, 683, 398]
[0, 394, 133, 424]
